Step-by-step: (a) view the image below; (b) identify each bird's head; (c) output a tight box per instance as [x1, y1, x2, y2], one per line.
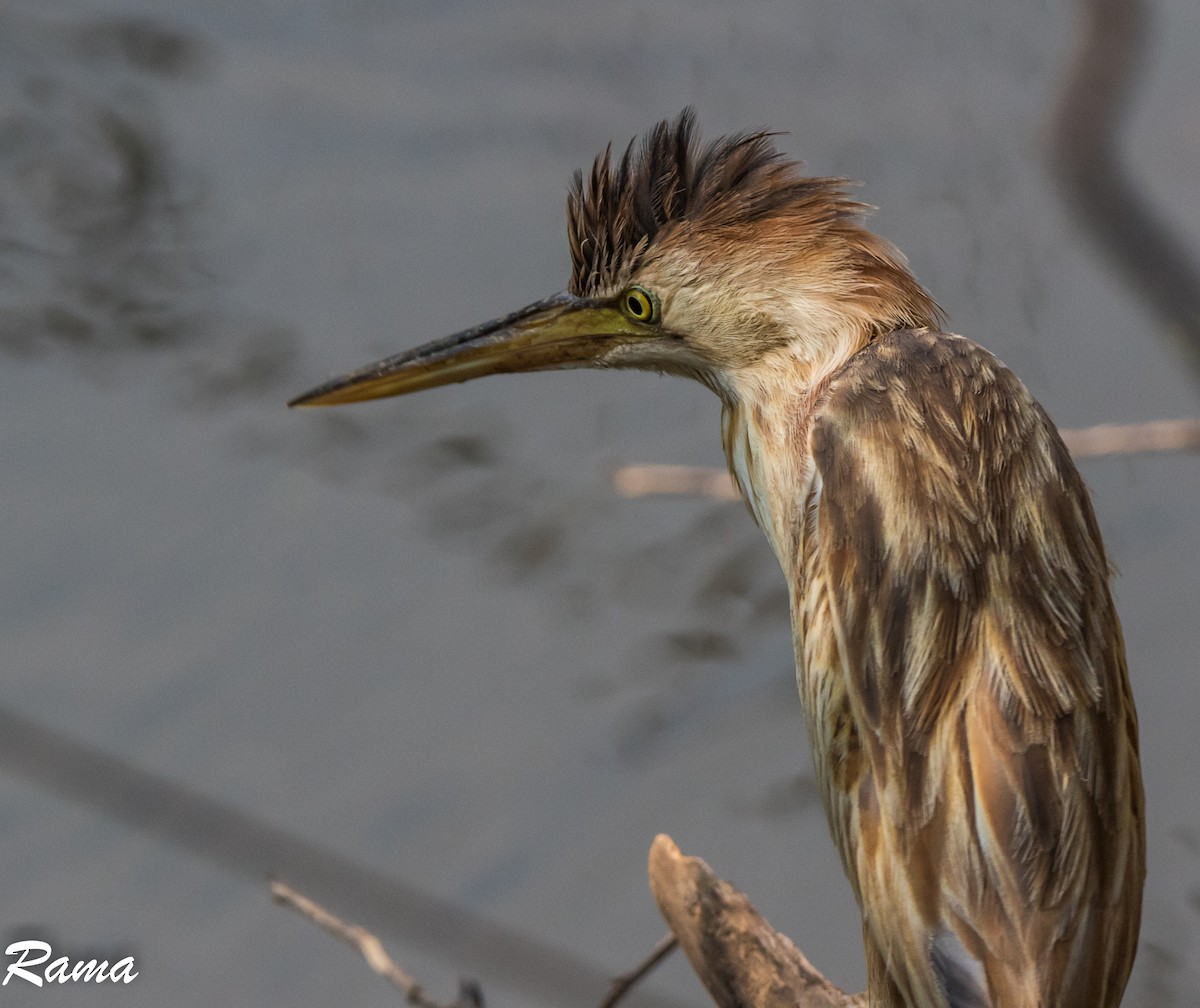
[289, 109, 941, 409]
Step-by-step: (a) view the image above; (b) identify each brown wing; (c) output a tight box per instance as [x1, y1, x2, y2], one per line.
[798, 330, 1144, 1008]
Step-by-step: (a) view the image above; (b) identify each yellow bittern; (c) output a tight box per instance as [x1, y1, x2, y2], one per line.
[291, 111, 1144, 1008]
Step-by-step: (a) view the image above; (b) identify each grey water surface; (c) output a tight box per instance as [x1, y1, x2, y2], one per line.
[2, 2, 1198, 1005]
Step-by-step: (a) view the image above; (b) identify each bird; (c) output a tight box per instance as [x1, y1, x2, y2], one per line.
[290, 110, 1145, 1008]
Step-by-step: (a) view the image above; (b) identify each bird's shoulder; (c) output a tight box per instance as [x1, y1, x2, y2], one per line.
[811, 327, 1044, 475]
[801, 329, 1142, 1007]
[806, 328, 1096, 618]
[805, 326, 1117, 723]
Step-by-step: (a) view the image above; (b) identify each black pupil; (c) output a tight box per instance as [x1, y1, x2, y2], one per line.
[628, 294, 644, 316]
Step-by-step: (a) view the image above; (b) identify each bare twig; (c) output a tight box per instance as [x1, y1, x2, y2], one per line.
[613, 418, 1200, 501]
[1059, 418, 1200, 458]
[614, 464, 741, 501]
[596, 933, 679, 1008]
[648, 835, 865, 1008]
[270, 876, 482, 1008]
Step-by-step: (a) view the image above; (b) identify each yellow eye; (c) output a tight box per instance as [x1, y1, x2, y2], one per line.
[621, 286, 659, 324]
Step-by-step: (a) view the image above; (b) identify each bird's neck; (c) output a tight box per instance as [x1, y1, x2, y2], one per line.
[718, 337, 860, 563]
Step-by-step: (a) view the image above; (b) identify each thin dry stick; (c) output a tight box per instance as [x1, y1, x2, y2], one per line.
[614, 418, 1200, 501]
[614, 464, 741, 501]
[1059, 418, 1200, 458]
[596, 933, 680, 1008]
[270, 877, 481, 1008]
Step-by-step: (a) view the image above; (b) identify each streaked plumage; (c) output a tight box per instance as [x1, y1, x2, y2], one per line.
[291, 110, 1145, 1008]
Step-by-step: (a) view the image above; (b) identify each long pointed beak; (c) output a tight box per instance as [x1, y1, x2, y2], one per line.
[289, 292, 645, 407]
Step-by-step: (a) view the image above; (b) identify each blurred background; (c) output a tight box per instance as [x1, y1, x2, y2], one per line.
[1, 1, 1197, 1005]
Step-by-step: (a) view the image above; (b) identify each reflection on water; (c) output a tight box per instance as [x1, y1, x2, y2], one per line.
[0, 11, 298, 408]
[0, 14, 200, 353]
[73, 15, 210, 78]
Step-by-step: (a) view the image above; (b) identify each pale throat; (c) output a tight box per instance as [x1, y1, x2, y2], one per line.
[719, 366, 818, 563]
[717, 333, 860, 564]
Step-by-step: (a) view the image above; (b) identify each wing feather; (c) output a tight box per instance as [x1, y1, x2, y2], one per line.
[798, 330, 1143, 1007]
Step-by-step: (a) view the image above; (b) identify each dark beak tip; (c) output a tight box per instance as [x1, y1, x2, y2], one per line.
[287, 381, 352, 407]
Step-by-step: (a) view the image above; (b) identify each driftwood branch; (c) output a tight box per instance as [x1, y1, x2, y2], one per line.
[648, 835, 865, 1008]
[614, 418, 1200, 501]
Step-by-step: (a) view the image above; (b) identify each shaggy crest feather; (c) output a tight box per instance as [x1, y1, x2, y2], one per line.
[570, 110, 893, 299]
